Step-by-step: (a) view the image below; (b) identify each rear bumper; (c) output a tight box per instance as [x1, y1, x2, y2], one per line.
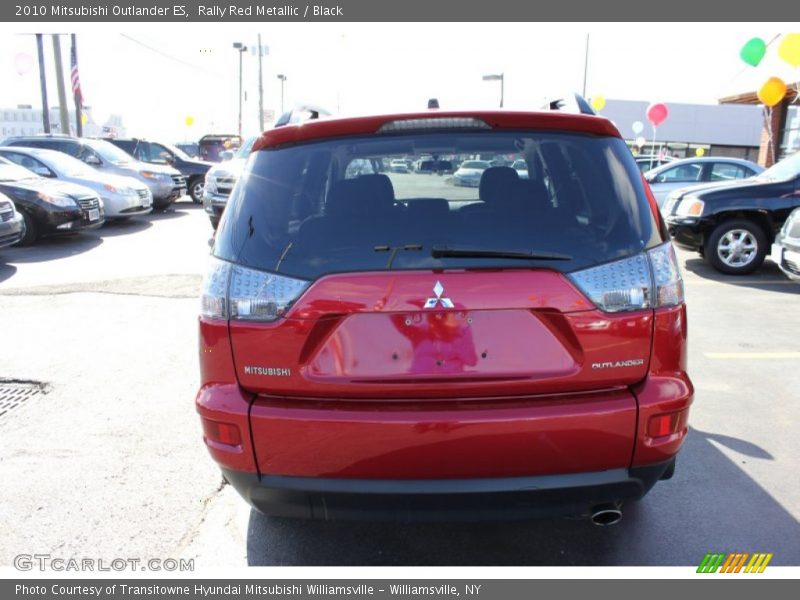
[222, 460, 674, 522]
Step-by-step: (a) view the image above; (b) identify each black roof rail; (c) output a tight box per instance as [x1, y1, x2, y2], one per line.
[273, 104, 332, 128]
[543, 93, 596, 116]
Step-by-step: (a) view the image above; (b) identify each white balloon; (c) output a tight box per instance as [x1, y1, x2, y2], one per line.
[635, 136, 646, 148]
[632, 121, 644, 135]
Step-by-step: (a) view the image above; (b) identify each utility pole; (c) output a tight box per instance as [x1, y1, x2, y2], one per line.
[233, 42, 247, 137]
[51, 35, 70, 134]
[582, 33, 590, 97]
[35, 34, 50, 133]
[71, 34, 83, 137]
[277, 74, 287, 113]
[257, 34, 264, 131]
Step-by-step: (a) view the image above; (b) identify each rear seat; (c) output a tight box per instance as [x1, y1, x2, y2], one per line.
[296, 174, 405, 253]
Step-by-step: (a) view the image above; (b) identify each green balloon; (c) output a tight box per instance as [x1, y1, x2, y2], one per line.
[740, 37, 767, 67]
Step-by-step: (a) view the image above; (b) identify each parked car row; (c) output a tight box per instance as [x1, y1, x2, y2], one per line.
[0, 135, 186, 211]
[662, 151, 800, 275]
[0, 158, 105, 246]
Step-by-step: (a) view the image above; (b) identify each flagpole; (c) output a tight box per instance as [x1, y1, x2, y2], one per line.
[71, 34, 83, 137]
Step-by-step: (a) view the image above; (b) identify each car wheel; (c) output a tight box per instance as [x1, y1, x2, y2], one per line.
[15, 210, 38, 246]
[189, 178, 204, 204]
[153, 198, 175, 212]
[705, 219, 767, 275]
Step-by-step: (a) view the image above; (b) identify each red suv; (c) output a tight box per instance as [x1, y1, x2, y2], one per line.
[196, 107, 692, 524]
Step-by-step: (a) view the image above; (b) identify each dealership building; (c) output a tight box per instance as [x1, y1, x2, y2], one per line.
[0, 105, 127, 139]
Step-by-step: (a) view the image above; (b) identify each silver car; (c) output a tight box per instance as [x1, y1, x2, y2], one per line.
[0, 147, 152, 219]
[0, 192, 25, 249]
[644, 156, 763, 207]
[202, 136, 256, 228]
[1, 135, 186, 210]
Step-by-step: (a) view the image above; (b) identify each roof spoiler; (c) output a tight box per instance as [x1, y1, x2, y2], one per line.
[543, 93, 596, 116]
[274, 104, 333, 128]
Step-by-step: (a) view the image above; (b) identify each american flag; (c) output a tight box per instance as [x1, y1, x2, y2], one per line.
[70, 41, 82, 106]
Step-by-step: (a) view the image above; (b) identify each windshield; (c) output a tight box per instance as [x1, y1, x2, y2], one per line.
[460, 160, 490, 170]
[0, 163, 41, 182]
[85, 139, 136, 163]
[758, 151, 800, 182]
[160, 142, 190, 161]
[38, 151, 97, 177]
[236, 136, 256, 159]
[214, 131, 662, 279]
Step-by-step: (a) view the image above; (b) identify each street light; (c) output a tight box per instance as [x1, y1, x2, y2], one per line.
[233, 42, 247, 136]
[482, 73, 504, 108]
[277, 74, 287, 113]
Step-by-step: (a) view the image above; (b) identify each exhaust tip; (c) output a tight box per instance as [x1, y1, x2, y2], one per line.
[590, 504, 622, 526]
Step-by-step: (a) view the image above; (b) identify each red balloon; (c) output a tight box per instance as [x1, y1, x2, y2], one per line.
[646, 103, 669, 127]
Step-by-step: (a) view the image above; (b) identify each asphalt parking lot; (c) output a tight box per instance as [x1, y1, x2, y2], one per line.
[1, 200, 798, 567]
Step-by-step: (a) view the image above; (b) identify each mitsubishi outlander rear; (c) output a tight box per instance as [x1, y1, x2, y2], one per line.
[196, 108, 692, 523]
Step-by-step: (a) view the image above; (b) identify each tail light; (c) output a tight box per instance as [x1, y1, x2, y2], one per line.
[200, 257, 310, 322]
[569, 241, 684, 313]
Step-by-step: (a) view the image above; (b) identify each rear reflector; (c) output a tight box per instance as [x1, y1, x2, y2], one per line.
[201, 418, 242, 447]
[647, 410, 688, 439]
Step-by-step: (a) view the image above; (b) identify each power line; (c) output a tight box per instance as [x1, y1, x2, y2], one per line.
[118, 33, 224, 77]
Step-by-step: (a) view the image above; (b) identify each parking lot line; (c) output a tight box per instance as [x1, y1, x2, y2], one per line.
[704, 352, 800, 359]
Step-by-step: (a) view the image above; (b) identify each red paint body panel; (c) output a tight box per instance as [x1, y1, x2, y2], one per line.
[195, 383, 256, 473]
[254, 111, 622, 151]
[229, 270, 653, 399]
[632, 305, 693, 466]
[249, 391, 637, 479]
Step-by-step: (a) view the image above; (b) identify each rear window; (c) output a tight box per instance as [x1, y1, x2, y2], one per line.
[214, 131, 663, 279]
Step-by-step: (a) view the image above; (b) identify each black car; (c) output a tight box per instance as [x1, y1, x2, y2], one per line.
[664, 151, 800, 274]
[106, 138, 212, 203]
[0, 159, 104, 245]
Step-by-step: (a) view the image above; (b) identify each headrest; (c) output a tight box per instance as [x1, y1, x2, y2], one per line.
[326, 174, 395, 217]
[479, 166, 519, 203]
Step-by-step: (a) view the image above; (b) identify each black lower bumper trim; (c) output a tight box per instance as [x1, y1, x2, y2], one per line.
[222, 459, 675, 522]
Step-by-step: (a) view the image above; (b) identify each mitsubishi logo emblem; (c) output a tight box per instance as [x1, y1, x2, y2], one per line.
[424, 281, 454, 309]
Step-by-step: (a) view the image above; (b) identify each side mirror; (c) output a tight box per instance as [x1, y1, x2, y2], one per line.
[84, 155, 101, 166]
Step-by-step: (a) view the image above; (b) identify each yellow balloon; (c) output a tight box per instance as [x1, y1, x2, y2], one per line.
[695, 147, 705, 157]
[590, 95, 606, 111]
[758, 77, 787, 107]
[81, 113, 88, 125]
[778, 33, 800, 67]
[185, 116, 194, 127]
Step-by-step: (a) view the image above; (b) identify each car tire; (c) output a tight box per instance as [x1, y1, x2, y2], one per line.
[705, 219, 768, 275]
[15, 210, 38, 246]
[189, 177, 204, 204]
[153, 198, 175, 212]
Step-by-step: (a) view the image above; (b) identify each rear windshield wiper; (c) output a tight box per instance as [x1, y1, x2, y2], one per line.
[430, 246, 572, 261]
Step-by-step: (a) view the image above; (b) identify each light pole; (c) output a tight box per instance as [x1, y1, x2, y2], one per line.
[277, 74, 287, 113]
[233, 42, 247, 136]
[482, 73, 504, 108]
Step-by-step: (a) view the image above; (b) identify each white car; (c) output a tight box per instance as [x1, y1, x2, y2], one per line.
[0, 146, 153, 219]
[390, 159, 409, 173]
[453, 160, 491, 187]
[511, 159, 529, 180]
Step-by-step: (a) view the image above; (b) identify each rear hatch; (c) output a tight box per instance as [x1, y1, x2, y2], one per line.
[204, 119, 675, 476]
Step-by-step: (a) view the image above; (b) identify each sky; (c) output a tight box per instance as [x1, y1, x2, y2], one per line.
[1, 22, 799, 141]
